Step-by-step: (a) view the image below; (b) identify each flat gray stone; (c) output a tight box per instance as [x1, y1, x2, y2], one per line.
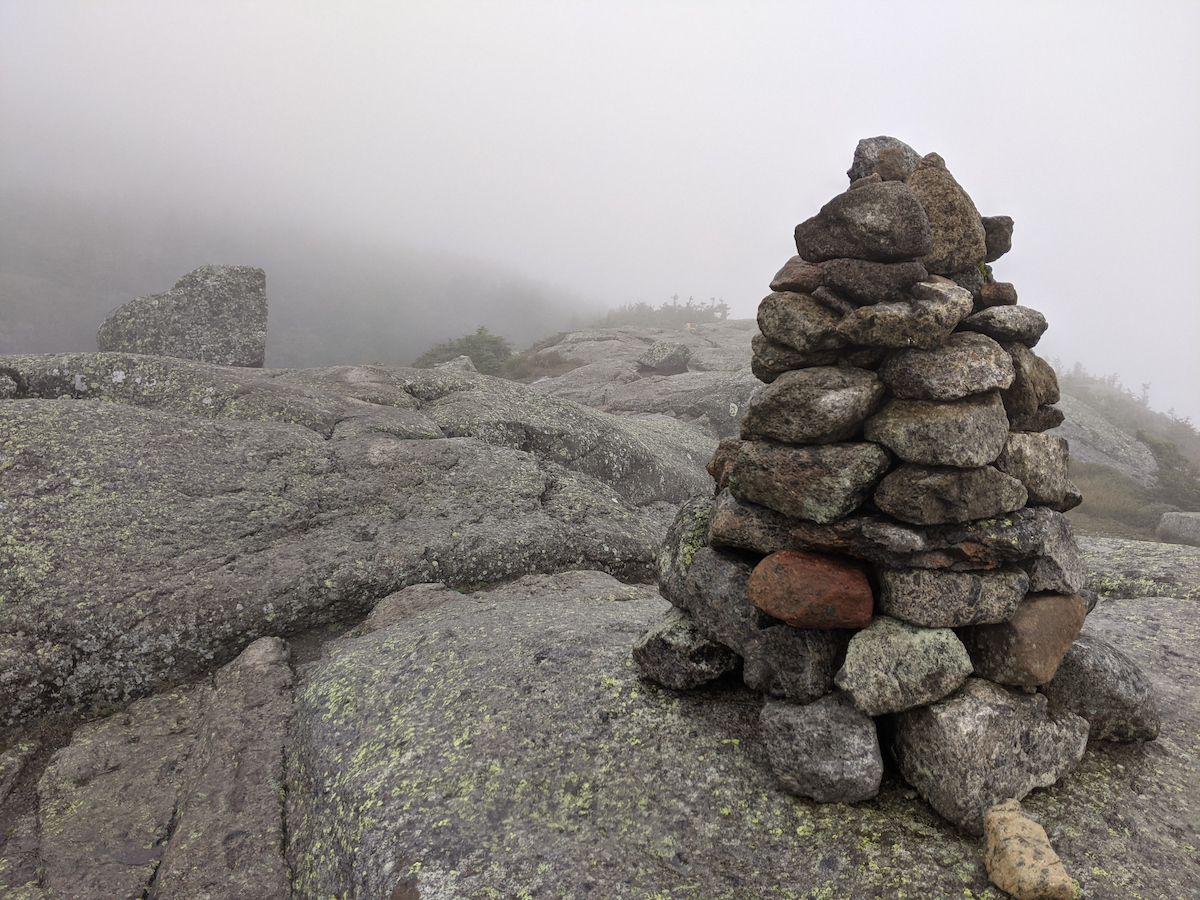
[769, 256, 824, 293]
[878, 565, 1029, 627]
[873, 463, 1028, 525]
[1042, 631, 1160, 742]
[821, 258, 928, 305]
[892, 678, 1089, 834]
[864, 392, 1011, 467]
[959, 305, 1049, 347]
[633, 607, 741, 690]
[726, 440, 892, 524]
[96, 265, 268, 367]
[739, 366, 884, 445]
[636, 340, 691, 374]
[836, 281, 973, 350]
[834, 616, 973, 716]
[759, 694, 883, 803]
[880, 332, 1014, 401]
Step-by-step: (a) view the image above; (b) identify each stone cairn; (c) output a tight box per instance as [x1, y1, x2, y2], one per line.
[635, 136, 1160, 835]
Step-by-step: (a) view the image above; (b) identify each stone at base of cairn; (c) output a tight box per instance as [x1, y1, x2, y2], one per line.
[635, 136, 1159, 840]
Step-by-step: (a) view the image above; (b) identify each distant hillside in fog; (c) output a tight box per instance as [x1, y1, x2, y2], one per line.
[0, 190, 602, 366]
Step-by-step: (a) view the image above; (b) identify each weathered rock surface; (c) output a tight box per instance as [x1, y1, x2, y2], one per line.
[769, 256, 824, 293]
[738, 366, 884, 444]
[892, 677, 1090, 833]
[959, 305, 1049, 346]
[995, 432, 1071, 506]
[984, 800, 1077, 900]
[759, 693, 883, 803]
[662, 546, 769, 656]
[835, 280, 974, 349]
[756, 291, 847, 353]
[746, 549, 873, 630]
[907, 153, 988, 275]
[750, 333, 838, 381]
[1157, 511, 1200, 547]
[95, 265, 268, 367]
[725, 440, 892, 524]
[873, 463, 1028, 524]
[845, 135, 923, 182]
[864, 391, 1011, 467]
[833, 616, 973, 715]
[633, 607, 741, 690]
[960, 593, 1089, 687]
[982, 215, 1014, 262]
[794, 181, 932, 263]
[30, 636, 292, 899]
[880, 331, 1014, 400]
[0, 352, 713, 725]
[878, 565, 1029, 627]
[1002, 342, 1061, 420]
[637, 340, 691, 374]
[820, 258, 928, 305]
[1078, 534, 1200, 600]
[979, 281, 1018, 307]
[1, 572, 1197, 898]
[1042, 631, 1160, 742]
[741, 625, 850, 702]
[1052, 393, 1157, 485]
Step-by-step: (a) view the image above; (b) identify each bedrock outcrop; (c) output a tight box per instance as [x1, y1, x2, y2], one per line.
[0, 352, 713, 726]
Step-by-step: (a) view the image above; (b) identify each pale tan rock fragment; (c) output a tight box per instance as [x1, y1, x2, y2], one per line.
[984, 799, 1078, 900]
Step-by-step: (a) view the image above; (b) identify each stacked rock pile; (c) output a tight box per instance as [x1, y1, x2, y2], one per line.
[635, 136, 1160, 834]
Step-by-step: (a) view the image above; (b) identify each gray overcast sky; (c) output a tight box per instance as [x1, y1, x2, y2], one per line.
[2, 1, 1198, 422]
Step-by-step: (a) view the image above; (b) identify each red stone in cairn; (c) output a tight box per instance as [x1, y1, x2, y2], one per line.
[747, 549, 874, 629]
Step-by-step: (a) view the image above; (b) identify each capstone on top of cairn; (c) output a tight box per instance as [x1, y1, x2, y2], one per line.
[634, 136, 1160, 836]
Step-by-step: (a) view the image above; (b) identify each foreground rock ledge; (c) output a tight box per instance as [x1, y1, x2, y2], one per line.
[0, 575, 1194, 898]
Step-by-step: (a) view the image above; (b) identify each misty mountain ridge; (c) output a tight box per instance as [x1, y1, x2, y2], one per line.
[0, 189, 604, 367]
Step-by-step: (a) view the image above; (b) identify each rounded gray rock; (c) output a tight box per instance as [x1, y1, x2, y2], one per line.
[846, 135, 922, 182]
[959, 305, 1049, 347]
[794, 182, 933, 263]
[756, 292, 847, 354]
[759, 693, 883, 803]
[740, 366, 885, 445]
[633, 607, 741, 690]
[834, 616, 973, 716]
[880, 332, 1014, 401]
[864, 392, 1011, 467]
[1042, 631, 1160, 742]
[995, 432, 1071, 506]
[891, 678, 1090, 834]
[836, 281, 973, 350]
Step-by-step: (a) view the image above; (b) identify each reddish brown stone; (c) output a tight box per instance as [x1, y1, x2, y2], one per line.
[960, 593, 1088, 687]
[747, 549, 874, 629]
[979, 282, 1018, 307]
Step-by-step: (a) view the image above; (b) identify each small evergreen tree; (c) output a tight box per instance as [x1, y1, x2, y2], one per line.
[412, 326, 513, 375]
